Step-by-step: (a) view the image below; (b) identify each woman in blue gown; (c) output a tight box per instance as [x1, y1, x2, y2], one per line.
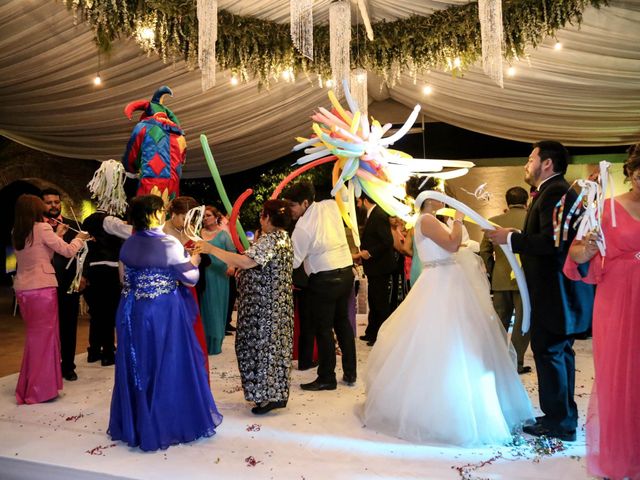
[108, 195, 222, 451]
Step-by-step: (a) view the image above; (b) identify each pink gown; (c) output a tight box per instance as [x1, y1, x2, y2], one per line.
[564, 199, 640, 480]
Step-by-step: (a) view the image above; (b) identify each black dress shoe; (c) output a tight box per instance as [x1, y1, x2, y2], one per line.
[298, 360, 319, 371]
[87, 352, 101, 363]
[343, 374, 357, 386]
[366, 340, 376, 346]
[358, 335, 372, 342]
[63, 371, 78, 381]
[523, 423, 576, 442]
[517, 365, 532, 374]
[300, 379, 337, 391]
[226, 324, 237, 332]
[101, 357, 115, 367]
[251, 400, 287, 415]
[225, 330, 233, 336]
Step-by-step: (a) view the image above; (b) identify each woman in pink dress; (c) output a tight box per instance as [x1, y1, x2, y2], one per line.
[12, 194, 89, 404]
[565, 147, 640, 480]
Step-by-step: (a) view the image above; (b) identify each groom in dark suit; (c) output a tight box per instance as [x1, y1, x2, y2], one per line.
[354, 194, 395, 346]
[484, 141, 594, 442]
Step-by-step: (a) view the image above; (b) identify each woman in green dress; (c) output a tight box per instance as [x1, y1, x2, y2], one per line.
[200, 206, 236, 355]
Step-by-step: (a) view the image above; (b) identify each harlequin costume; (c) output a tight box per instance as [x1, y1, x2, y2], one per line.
[122, 86, 186, 202]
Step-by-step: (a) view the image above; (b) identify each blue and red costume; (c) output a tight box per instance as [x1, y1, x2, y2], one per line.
[123, 86, 186, 200]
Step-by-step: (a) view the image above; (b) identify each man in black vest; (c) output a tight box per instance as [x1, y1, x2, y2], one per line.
[484, 141, 594, 442]
[41, 188, 82, 381]
[82, 210, 124, 366]
[354, 194, 395, 346]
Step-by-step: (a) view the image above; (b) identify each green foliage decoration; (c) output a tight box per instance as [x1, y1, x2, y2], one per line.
[65, 0, 606, 85]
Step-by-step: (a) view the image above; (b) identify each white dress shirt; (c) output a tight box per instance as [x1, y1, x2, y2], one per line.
[291, 200, 353, 275]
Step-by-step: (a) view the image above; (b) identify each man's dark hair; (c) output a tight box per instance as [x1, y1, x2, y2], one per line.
[505, 186, 529, 206]
[283, 181, 315, 204]
[360, 192, 376, 204]
[40, 187, 61, 198]
[533, 140, 569, 175]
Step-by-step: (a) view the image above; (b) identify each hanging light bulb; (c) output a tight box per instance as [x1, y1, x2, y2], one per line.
[325, 79, 334, 88]
[93, 51, 102, 86]
[282, 68, 294, 82]
[453, 57, 462, 68]
[507, 66, 516, 77]
[554, 41, 562, 51]
[422, 85, 433, 95]
[230, 75, 239, 86]
[140, 27, 155, 41]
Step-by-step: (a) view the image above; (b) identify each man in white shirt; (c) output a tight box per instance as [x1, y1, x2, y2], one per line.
[284, 181, 356, 391]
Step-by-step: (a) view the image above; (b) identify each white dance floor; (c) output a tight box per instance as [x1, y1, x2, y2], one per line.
[0, 315, 595, 480]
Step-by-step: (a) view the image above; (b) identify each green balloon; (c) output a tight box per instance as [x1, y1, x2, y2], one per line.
[200, 134, 249, 250]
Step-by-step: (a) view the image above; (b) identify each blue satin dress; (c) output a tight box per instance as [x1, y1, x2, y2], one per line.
[108, 227, 222, 451]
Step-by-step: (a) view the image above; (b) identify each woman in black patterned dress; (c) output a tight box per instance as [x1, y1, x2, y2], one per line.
[196, 200, 294, 415]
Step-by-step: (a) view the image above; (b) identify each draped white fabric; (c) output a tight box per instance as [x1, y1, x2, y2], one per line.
[0, 0, 639, 178]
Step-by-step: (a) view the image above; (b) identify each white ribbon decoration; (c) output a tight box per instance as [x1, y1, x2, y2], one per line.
[414, 190, 531, 334]
[184, 206, 206, 242]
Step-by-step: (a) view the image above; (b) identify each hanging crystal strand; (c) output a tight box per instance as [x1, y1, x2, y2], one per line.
[329, 1, 351, 96]
[350, 68, 368, 119]
[478, 0, 504, 88]
[290, 0, 314, 60]
[197, 0, 218, 91]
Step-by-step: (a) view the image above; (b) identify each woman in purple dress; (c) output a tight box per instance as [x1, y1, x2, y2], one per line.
[108, 195, 222, 451]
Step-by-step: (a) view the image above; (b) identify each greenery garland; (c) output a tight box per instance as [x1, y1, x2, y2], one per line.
[65, 0, 606, 85]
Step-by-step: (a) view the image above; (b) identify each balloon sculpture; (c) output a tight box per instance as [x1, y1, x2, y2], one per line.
[276, 79, 473, 247]
[122, 86, 187, 203]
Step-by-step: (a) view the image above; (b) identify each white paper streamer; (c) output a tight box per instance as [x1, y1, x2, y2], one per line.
[478, 0, 504, 88]
[86, 160, 128, 216]
[197, 0, 218, 91]
[184, 206, 206, 242]
[414, 190, 531, 333]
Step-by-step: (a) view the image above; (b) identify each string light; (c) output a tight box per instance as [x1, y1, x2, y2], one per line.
[422, 85, 433, 95]
[325, 79, 334, 88]
[282, 68, 294, 82]
[453, 57, 461, 68]
[507, 66, 516, 77]
[140, 27, 155, 41]
[554, 41, 562, 50]
[93, 51, 102, 87]
[230, 75, 239, 86]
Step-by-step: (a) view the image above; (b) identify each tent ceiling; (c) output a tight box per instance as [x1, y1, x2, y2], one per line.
[0, 0, 639, 178]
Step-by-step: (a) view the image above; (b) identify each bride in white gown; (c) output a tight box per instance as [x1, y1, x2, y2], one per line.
[363, 189, 534, 447]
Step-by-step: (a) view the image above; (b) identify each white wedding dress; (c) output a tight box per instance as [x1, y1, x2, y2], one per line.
[363, 215, 534, 446]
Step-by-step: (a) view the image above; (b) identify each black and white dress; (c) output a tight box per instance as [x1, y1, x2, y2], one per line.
[236, 229, 294, 404]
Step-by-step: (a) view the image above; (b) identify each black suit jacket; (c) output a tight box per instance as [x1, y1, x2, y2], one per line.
[52, 217, 78, 293]
[360, 205, 395, 277]
[510, 175, 593, 336]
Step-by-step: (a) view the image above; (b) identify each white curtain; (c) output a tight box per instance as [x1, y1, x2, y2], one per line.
[0, 0, 638, 178]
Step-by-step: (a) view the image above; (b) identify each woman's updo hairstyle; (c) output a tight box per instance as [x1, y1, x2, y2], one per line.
[167, 196, 199, 216]
[129, 195, 165, 231]
[261, 199, 292, 230]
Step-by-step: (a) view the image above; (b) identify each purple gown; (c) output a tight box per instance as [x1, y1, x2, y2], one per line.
[108, 227, 222, 451]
